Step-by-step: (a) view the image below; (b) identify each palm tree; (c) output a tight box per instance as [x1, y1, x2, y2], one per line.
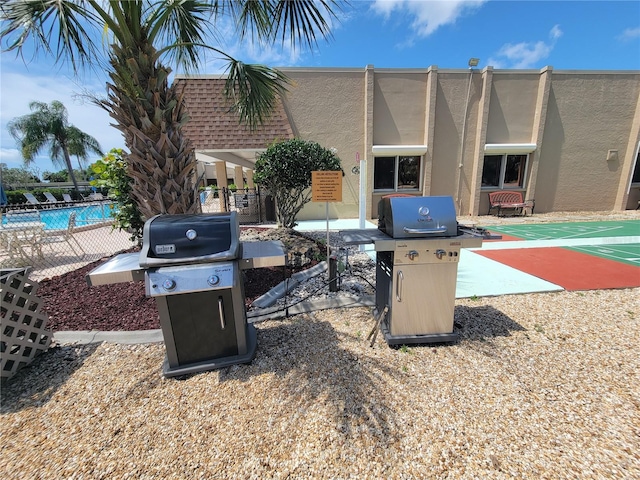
[7, 100, 103, 192]
[1, 1, 339, 219]
[68, 126, 103, 173]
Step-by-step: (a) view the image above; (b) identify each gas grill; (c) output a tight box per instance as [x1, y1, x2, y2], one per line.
[87, 212, 286, 377]
[341, 195, 494, 346]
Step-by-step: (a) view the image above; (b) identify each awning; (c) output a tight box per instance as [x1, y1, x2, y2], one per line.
[484, 143, 537, 154]
[371, 145, 428, 156]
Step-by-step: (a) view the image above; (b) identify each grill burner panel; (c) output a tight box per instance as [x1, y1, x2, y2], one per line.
[146, 261, 237, 297]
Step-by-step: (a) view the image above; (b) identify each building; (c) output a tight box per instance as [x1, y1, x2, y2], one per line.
[176, 65, 640, 220]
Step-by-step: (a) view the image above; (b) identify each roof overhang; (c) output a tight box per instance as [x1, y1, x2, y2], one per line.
[484, 143, 537, 154]
[371, 145, 428, 156]
[195, 150, 264, 169]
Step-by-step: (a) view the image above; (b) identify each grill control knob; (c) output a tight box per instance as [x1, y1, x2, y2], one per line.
[406, 250, 419, 261]
[162, 278, 176, 291]
[435, 249, 446, 260]
[207, 275, 220, 286]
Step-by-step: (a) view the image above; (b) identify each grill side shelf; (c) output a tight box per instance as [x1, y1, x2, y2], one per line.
[239, 240, 288, 270]
[86, 252, 144, 286]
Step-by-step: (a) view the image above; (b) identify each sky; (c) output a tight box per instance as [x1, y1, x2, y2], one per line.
[1, 0, 639, 177]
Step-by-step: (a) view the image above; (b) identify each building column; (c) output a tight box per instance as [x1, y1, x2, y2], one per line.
[526, 66, 553, 203]
[422, 66, 438, 196]
[615, 86, 640, 210]
[215, 161, 228, 211]
[233, 166, 244, 189]
[246, 169, 255, 189]
[364, 64, 375, 218]
[468, 67, 493, 216]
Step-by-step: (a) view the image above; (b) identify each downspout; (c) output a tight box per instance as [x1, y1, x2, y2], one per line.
[456, 65, 476, 211]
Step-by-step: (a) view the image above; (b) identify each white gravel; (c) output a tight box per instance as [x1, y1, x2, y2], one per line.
[1, 210, 639, 479]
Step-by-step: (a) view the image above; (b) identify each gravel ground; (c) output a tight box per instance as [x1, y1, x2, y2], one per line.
[1, 210, 639, 479]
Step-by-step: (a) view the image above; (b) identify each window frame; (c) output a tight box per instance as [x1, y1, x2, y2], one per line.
[373, 155, 423, 192]
[481, 153, 530, 190]
[630, 143, 640, 186]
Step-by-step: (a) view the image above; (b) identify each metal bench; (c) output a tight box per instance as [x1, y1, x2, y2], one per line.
[488, 191, 535, 217]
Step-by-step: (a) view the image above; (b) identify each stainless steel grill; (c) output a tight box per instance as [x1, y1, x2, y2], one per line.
[341, 195, 492, 346]
[87, 212, 286, 377]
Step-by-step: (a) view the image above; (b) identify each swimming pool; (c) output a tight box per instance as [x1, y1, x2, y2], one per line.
[3, 203, 117, 230]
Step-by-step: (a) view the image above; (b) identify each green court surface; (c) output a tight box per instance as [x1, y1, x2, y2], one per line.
[486, 220, 640, 240]
[567, 244, 640, 267]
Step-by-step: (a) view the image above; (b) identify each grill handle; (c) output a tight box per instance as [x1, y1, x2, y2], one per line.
[402, 226, 448, 235]
[396, 271, 403, 302]
[218, 297, 226, 329]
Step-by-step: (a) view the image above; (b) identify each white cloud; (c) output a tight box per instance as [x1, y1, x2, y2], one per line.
[371, 0, 487, 37]
[617, 26, 640, 42]
[489, 25, 563, 69]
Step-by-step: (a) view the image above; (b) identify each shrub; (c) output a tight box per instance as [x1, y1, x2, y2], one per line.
[253, 139, 342, 228]
[90, 149, 144, 241]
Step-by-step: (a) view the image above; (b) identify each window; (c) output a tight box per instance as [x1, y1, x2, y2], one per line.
[373, 155, 421, 191]
[482, 154, 528, 189]
[632, 149, 640, 185]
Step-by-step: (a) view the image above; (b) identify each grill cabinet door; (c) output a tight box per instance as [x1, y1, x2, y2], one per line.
[164, 290, 239, 366]
[390, 262, 458, 336]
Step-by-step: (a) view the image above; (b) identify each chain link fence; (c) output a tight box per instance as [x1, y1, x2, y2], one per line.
[1, 187, 274, 281]
[1, 200, 137, 281]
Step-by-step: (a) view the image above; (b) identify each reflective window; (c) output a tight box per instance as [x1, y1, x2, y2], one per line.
[373, 155, 421, 191]
[482, 154, 529, 189]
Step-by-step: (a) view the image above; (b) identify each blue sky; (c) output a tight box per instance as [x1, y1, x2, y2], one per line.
[1, 0, 639, 176]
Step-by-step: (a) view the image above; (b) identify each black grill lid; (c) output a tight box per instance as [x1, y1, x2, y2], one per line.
[139, 212, 240, 267]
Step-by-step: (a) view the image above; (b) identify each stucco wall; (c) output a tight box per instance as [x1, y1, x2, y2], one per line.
[485, 74, 538, 143]
[372, 72, 427, 145]
[430, 73, 468, 198]
[276, 68, 640, 220]
[535, 73, 640, 212]
[282, 69, 364, 219]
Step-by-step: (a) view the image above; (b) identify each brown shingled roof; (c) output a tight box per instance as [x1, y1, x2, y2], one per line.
[175, 77, 294, 150]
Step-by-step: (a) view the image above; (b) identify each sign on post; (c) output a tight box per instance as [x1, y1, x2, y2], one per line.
[311, 170, 342, 202]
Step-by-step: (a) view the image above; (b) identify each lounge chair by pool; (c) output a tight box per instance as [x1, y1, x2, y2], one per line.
[23, 192, 41, 206]
[43, 192, 63, 205]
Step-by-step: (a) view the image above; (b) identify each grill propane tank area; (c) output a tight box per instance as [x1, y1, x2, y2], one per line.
[341, 195, 498, 346]
[86, 212, 286, 377]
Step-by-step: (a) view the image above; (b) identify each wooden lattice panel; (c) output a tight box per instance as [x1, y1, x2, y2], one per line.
[1, 268, 52, 381]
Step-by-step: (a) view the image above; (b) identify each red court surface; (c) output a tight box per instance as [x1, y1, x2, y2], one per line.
[477, 247, 640, 291]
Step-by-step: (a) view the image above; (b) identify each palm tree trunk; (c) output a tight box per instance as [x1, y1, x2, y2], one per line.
[98, 40, 199, 220]
[62, 148, 80, 192]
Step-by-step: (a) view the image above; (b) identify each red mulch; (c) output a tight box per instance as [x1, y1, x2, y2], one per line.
[38, 253, 311, 332]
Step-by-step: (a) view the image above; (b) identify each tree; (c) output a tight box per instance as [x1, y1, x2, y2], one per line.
[90, 149, 145, 241]
[7, 100, 103, 192]
[253, 139, 342, 228]
[43, 170, 70, 183]
[1, 1, 340, 220]
[0, 165, 40, 187]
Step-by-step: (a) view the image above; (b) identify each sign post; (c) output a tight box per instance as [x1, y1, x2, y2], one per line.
[311, 170, 342, 276]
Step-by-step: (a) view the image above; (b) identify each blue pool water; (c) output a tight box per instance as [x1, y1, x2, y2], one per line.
[3, 203, 116, 230]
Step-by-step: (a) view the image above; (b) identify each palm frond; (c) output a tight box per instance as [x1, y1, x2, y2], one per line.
[1, 0, 103, 73]
[223, 61, 289, 130]
[147, 0, 214, 73]
[269, 0, 340, 49]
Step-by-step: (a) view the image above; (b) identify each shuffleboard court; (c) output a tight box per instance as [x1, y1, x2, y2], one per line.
[486, 220, 640, 241]
[476, 247, 640, 291]
[567, 244, 640, 267]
